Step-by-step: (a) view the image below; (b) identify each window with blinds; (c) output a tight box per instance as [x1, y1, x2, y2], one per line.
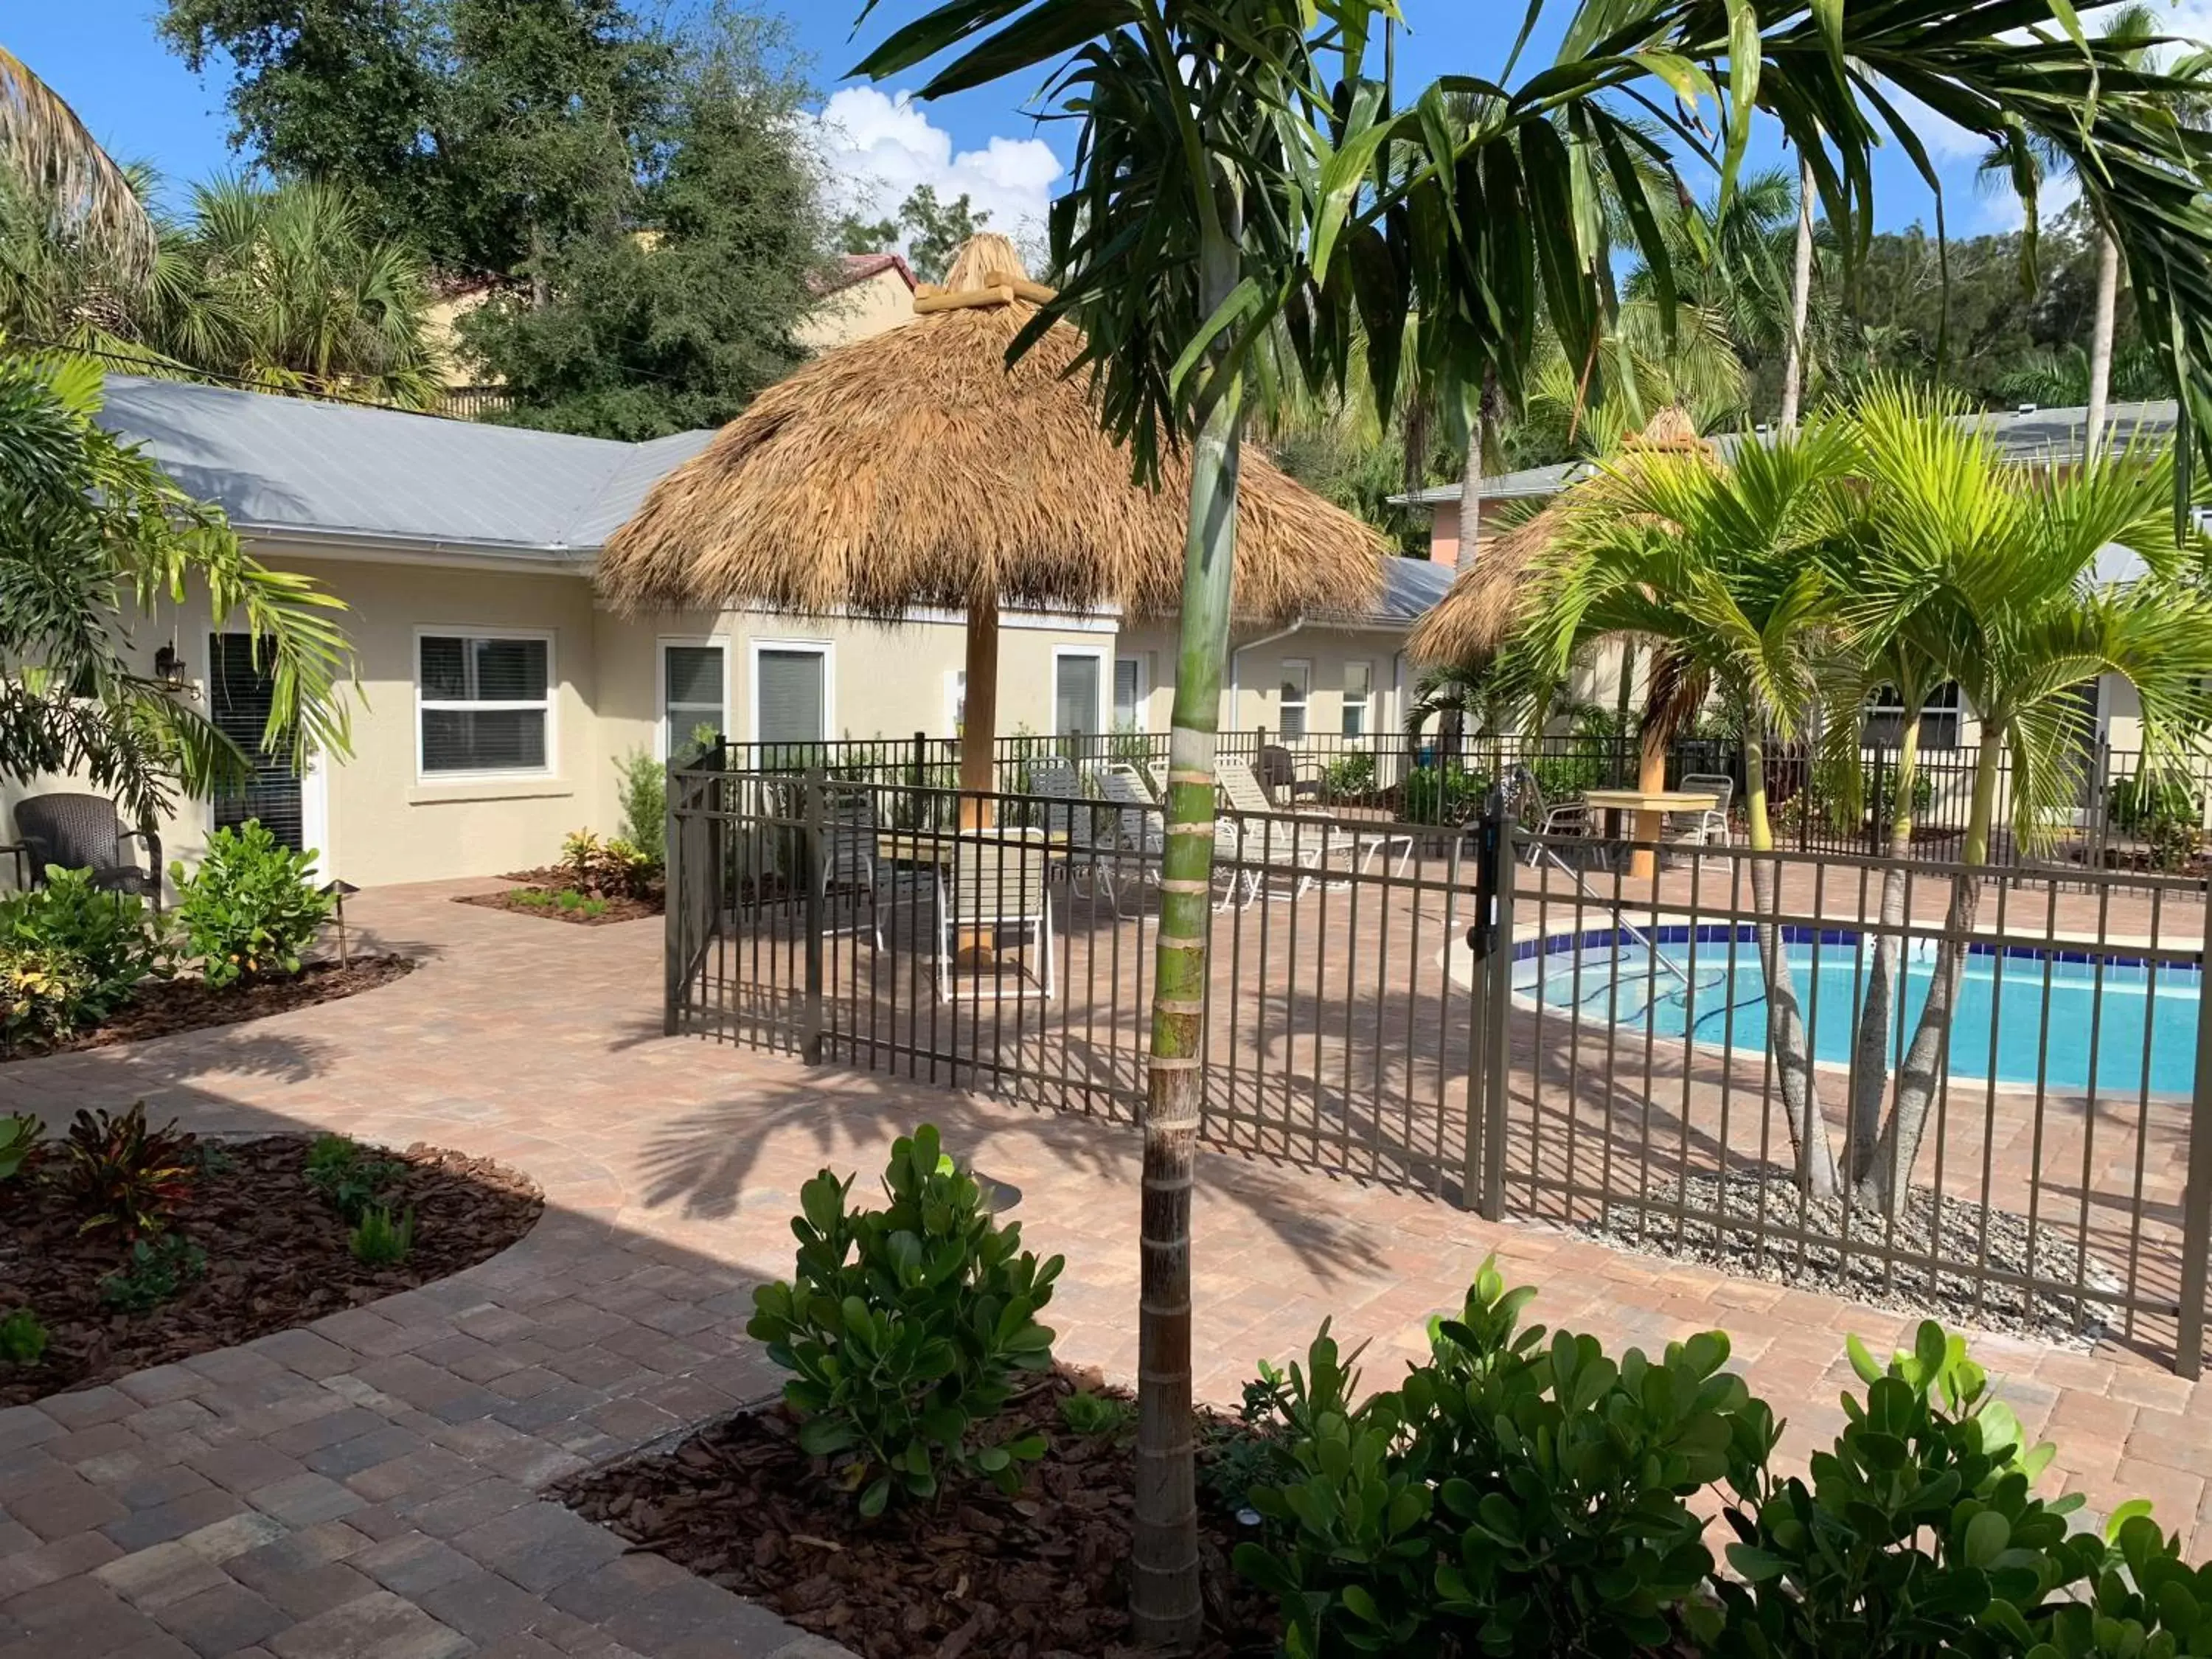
[1341, 661, 1373, 738]
[663, 644, 726, 755]
[1054, 653, 1102, 737]
[1278, 659, 1312, 740]
[1113, 657, 1143, 730]
[756, 647, 827, 747]
[419, 633, 552, 775]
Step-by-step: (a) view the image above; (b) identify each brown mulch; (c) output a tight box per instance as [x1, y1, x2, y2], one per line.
[0, 1134, 541, 1405]
[454, 868, 663, 926]
[557, 1370, 1280, 1659]
[1, 956, 414, 1062]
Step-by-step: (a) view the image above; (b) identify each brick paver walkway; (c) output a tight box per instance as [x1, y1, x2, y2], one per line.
[4, 879, 2211, 1659]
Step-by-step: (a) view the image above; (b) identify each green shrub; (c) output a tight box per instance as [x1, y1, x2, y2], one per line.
[100, 1232, 208, 1310]
[1236, 1258, 1773, 1658]
[170, 823, 333, 987]
[2110, 768, 2205, 871]
[745, 1124, 1064, 1517]
[614, 748, 669, 870]
[509, 887, 557, 908]
[0, 1307, 46, 1364]
[53, 1103, 198, 1237]
[305, 1134, 404, 1222]
[1058, 1390, 1136, 1439]
[1530, 749, 1605, 802]
[0, 868, 164, 1018]
[1401, 765, 1488, 825]
[0, 945, 94, 1054]
[1319, 751, 1377, 800]
[558, 830, 655, 900]
[1693, 1321, 2101, 1659]
[2032, 1509, 2212, 1658]
[555, 891, 610, 917]
[0, 1113, 42, 1182]
[349, 1204, 416, 1265]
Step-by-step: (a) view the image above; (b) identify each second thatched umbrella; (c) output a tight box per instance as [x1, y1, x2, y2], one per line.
[599, 235, 1381, 807]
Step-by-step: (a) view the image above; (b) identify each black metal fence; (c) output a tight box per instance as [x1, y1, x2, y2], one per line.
[666, 748, 2212, 1373]
[695, 728, 2212, 872]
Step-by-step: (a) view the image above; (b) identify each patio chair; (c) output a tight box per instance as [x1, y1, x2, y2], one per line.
[1215, 763, 1354, 909]
[4, 794, 163, 905]
[1669, 772, 1736, 852]
[762, 779, 888, 945]
[1091, 768, 1167, 915]
[935, 827, 1054, 1001]
[1501, 767, 1592, 869]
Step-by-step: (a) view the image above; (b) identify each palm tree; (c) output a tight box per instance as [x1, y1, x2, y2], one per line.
[1834, 383, 2212, 1210]
[1519, 424, 1864, 1198]
[0, 49, 155, 286]
[1779, 156, 1815, 428]
[855, 0, 2212, 1642]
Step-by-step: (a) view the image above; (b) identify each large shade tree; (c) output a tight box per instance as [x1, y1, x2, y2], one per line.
[855, 0, 2212, 1646]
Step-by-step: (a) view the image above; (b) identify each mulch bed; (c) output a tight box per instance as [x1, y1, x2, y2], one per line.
[1, 956, 414, 1062]
[0, 1134, 541, 1405]
[454, 867, 663, 926]
[557, 1369, 1280, 1659]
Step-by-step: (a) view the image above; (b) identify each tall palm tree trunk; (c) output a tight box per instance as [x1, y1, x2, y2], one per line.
[2087, 225, 2120, 465]
[1744, 725, 1842, 1198]
[1863, 729, 2001, 1210]
[1132, 228, 1242, 1653]
[1779, 155, 1815, 430]
[1458, 365, 1495, 569]
[1846, 711, 1921, 1184]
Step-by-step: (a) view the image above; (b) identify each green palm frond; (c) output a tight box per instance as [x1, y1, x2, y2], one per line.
[0, 48, 154, 287]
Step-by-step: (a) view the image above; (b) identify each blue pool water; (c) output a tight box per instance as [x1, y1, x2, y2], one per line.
[1510, 928, 2201, 1095]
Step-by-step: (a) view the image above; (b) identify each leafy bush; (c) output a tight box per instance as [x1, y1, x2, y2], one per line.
[0, 1113, 41, 1182]
[615, 748, 668, 870]
[1530, 748, 1606, 802]
[0, 1307, 46, 1364]
[2034, 1510, 2212, 1658]
[349, 1204, 416, 1265]
[745, 1124, 1064, 1517]
[1236, 1259, 1773, 1658]
[100, 1232, 208, 1310]
[2110, 768, 2205, 871]
[556, 891, 610, 917]
[170, 822, 333, 987]
[0, 868, 164, 1019]
[1318, 751, 1377, 801]
[0, 945, 94, 1054]
[1059, 1390, 1136, 1439]
[305, 1134, 404, 1222]
[1400, 765, 1489, 826]
[53, 1103, 198, 1237]
[558, 830, 655, 900]
[1696, 1321, 2101, 1659]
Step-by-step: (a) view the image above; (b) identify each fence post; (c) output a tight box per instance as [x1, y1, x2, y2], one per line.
[662, 755, 685, 1037]
[2177, 947, 2212, 1377]
[1867, 751, 1887, 856]
[1462, 803, 1516, 1220]
[801, 765, 826, 1065]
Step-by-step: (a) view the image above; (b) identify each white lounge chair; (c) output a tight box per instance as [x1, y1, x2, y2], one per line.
[934, 827, 1054, 1001]
[1214, 762, 1354, 909]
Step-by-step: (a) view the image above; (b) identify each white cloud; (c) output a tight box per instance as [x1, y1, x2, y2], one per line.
[809, 87, 1062, 260]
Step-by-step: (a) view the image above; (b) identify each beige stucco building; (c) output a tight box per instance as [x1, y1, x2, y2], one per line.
[11, 375, 1437, 893]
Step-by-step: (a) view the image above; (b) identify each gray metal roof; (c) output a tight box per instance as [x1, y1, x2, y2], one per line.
[95, 375, 713, 559]
[1391, 399, 2183, 509]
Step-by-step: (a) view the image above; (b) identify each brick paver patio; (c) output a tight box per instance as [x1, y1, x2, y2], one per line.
[4, 878, 2211, 1658]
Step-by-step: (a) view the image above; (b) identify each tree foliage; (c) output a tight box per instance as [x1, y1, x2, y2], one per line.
[0, 349, 355, 827]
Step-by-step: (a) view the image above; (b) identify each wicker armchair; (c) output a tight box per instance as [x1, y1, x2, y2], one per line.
[4, 794, 164, 906]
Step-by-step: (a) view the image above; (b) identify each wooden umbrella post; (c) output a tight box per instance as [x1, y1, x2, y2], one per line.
[1630, 720, 1667, 883]
[956, 599, 1000, 965]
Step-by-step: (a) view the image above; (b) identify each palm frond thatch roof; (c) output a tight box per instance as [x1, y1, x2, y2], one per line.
[598, 234, 1383, 620]
[1407, 406, 1713, 666]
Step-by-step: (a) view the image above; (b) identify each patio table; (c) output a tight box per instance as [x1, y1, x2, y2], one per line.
[1579, 788, 1719, 882]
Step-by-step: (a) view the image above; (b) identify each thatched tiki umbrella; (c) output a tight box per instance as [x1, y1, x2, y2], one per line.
[1408, 408, 1714, 877]
[599, 234, 1380, 824]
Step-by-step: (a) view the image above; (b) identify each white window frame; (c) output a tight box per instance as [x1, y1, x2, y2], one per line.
[944, 668, 966, 737]
[1340, 659, 1374, 740]
[1277, 657, 1312, 740]
[1863, 681, 1963, 751]
[1113, 654, 1148, 732]
[655, 636, 729, 761]
[414, 627, 557, 783]
[748, 636, 835, 745]
[1052, 644, 1109, 739]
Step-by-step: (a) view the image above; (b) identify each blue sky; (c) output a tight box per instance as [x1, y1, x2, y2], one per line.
[16, 0, 2129, 246]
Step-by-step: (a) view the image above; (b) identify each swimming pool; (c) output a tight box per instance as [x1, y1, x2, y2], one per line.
[1510, 926, 2202, 1095]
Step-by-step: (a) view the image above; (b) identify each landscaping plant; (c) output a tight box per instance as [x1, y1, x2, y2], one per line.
[99, 1232, 209, 1311]
[558, 830, 656, 900]
[0, 868, 166, 1020]
[0, 1113, 44, 1183]
[615, 747, 669, 870]
[304, 1133, 404, 1222]
[170, 822, 335, 987]
[0, 1308, 46, 1365]
[349, 1204, 416, 1265]
[745, 1124, 1064, 1517]
[1235, 1258, 1773, 1658]
[0, 944, 94, 1054]
[52, 1102, 198, 1236]
[1695, 1321, 2104, 1659]
[1059, 1390, 1137, 1439]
